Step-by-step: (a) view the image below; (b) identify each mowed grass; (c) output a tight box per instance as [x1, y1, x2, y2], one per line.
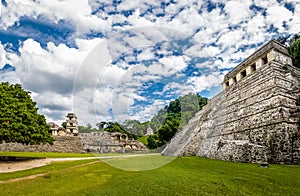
[0, 151, 130, 158]
[100, 154, 175, 171]
[0, 151, 94, 158]
[0, 159, 97, 181]
[0, 155, 300, 195]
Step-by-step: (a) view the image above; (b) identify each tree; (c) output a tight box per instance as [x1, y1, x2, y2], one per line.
[0, 82, 53, 145]
[78, 123, 98, 133]
[147, 134, 160, 149]
[121, 119, 148, 136]
[96, 121, 107, 130]
[61, 122, 66, 129]
[288, 35, 300, 68]
[96, 93, 208, 149]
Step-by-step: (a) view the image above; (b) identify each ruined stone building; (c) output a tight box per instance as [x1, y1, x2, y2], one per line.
[1, 112, 148, 153]
[65, 113, 78, 136]
[144, 127, 154, 136]
[47, 113, 79, 136]
[48, 122, 66, 136]
[162, 40, 300, 164]
[80, 132, 148, 153]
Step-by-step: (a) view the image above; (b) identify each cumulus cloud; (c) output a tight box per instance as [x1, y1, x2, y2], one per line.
[4, 38, 104, 124]
[289, 4, 300, 33]
[224, 0, 251, 25]
[1, 0, 300, 125]
[187, 72, 224, 92]
[266, 5, 293, 32]
[1, 0, 109, 33]
[158, 56, 189, 72]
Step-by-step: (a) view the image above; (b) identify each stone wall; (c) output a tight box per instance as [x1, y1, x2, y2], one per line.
[162, 41, 300, 164]
[0, 132, 149, 154]
[0, 136, 85, 153]
[80, 132, 149, 153]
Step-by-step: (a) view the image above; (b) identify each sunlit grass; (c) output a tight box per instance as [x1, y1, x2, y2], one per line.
[101, 153, 175, 171]
[0, 155, 299, 195]
[0, 151, 93, 158]
[0, 159, 96, 181]
[0, 151, 135, 158]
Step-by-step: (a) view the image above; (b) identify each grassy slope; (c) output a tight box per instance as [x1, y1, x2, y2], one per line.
[0, 156, 299, 195]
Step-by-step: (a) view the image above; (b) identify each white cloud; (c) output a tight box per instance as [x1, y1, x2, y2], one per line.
[1, 0, 299, 125]
[14, 39, 85, 93]
[266, 5, 293, 32]
[217, 30, 244, 49]
[247, 14, 266, 33]
[288, 3, 300, 34]
[224, 0, 251, 25]
[158, 55, 188, 72]
[4, 38, 107, 124]
[187, 45, 221, 58]
[0, 43, 7, 68]
[117, 0, 140, 10]
[187, 72, 224, 92]
[100, 65, 127, 86]
[137, 48, 155, 61]
[1, 0, 109, 33]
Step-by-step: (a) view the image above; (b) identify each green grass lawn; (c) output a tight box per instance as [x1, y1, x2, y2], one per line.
[0, 151, 132, 158]
[0, 151, 94, 158]
[100, 154, 175, 171]
[0, 155, 299, 195]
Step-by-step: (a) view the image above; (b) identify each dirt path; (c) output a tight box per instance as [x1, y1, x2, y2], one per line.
[0, 173, 47, 184]
[0, 154, 158, 184]
[0, 159, 52, 173]
[0, 154, 157, 173]
[0, 160, 101, 184]
[0, 157, 97, 173]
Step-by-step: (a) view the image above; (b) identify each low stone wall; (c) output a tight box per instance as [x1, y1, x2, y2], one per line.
[0, 136, 85, 153]
[0, 132, 149, 154]
[80, 132, 149, 153]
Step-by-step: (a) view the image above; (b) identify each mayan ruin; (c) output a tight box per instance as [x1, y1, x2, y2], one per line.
[1, 112, 148, 153]
[162, 40, 300, 164]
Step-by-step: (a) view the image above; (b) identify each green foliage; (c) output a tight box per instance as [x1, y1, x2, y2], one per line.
[61, 122, 66, 129]
[96, 93, 208, 149]
[147, 134, 160, 149]
[0, 82, 53, 145]
[121, 119, 147, 136]
[149, 93, 208, 147]
[137, 136, 148, 146]
[288, 35, 300, 68]
[78, 123, 98, 133]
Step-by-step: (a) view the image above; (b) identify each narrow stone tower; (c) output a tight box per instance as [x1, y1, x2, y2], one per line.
[66, 113, 78, 136]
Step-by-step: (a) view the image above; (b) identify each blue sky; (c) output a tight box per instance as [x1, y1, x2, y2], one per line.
[0, 0, 299, 125]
